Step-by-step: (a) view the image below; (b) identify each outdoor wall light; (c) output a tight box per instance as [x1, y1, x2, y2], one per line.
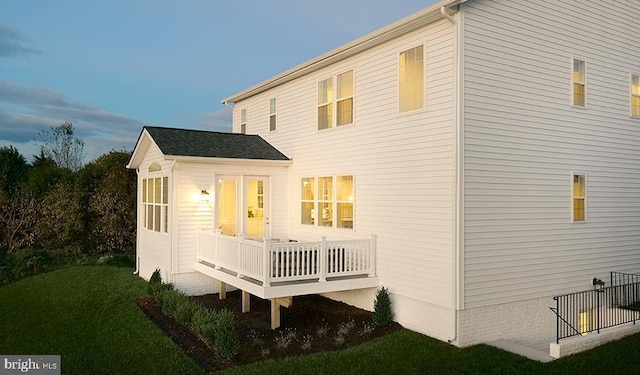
[200, 190, 210, 202]
[592, 277, 605, 289]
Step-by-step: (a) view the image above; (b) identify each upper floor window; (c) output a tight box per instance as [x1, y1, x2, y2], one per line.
[572, 59, 586, 107]
[399, 45, 424, 112]
[572, 174, 586, 222]
[269, 98, 277, 131]
[632, 74, 640, 117]
[318, 70, 354, 130]
[301, 175, 353, 229]
[240, 108, 247, 134]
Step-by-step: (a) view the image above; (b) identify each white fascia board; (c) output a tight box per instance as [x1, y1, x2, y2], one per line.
[163, 154, 293, 166]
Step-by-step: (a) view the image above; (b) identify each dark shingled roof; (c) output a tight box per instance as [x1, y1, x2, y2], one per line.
[144, 126, 290, 161]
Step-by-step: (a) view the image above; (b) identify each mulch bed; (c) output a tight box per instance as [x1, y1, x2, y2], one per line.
[136, 290, 402, 372]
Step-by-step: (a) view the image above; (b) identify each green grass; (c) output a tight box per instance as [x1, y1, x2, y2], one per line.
[2, 266, 640, 375]
[0, 265, 201, 374]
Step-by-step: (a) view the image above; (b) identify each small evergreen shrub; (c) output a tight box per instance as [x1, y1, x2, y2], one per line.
[159, 289, 186, 317]
[373, 286, 393, 326]
[175, 299, 201, 326]
[213, 308, 240, 359]
[147, 268, 163, 295]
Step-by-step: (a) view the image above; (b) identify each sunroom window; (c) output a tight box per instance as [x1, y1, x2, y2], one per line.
[142, 175, 169, 233]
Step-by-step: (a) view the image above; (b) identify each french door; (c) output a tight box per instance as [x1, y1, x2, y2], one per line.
[216, 175, 268, 239]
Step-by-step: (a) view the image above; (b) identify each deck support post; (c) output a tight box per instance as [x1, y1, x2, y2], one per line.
[219, 281, 226, 300]
[242, 290, 250, 313]
[270, 297, 293, 329]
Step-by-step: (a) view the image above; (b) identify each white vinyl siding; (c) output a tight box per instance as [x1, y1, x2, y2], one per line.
[462, 0, 640, 308]
[232, 15, 457, 331]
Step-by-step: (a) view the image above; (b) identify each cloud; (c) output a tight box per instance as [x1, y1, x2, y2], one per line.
[0, 24, 40, 57]
[0, 80, 146, 162]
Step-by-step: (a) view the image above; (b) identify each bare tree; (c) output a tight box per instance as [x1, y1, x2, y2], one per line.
[37, 121, 85, 172]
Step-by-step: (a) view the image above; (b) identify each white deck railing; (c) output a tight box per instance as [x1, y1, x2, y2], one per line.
[196, 230, 376, 287]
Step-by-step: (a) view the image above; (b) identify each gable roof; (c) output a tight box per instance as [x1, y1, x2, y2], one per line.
[221, 0, 468, 104]
[127, 126, 290, 169]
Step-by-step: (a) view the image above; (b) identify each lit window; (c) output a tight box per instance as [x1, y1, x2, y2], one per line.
[318, 70, 354, 130]
[269, 98, 277, 131]
[399, 45, 424, 112]
[632, 74, 640, 117]
[301, 178, 315, 225]
[240, 108, 247, 134]
[301, 175, 354, 229]
[573, 59, 586, 107]
[142, 175, 169, 233]
[572, 174, 586, 222]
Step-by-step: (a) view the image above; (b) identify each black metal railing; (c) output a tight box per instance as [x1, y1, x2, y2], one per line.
[550, 278, 640, 343]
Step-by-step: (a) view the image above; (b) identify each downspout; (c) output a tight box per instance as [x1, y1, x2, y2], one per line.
[445, 4, 461, 345]
[133, 168, 141, 275]
[222, 101, 234, 110]
[169, 160, 177, 283]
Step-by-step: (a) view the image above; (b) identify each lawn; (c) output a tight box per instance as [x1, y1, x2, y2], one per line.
[1, 266, 640, 374]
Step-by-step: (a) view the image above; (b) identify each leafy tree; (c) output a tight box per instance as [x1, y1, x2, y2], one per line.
[34, 182, 84, 255]
[79, 150, 136, 255]
[0, 146, 28, 202]
[0, 190, 38, 253]
[37, 121, 85, 172]
[24, 151, 72, 196]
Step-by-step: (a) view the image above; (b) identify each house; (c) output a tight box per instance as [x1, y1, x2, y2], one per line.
[127, 0, 640, 358]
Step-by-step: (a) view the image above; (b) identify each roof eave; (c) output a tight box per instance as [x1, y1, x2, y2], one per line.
[165, 155, 292, 166]
[221, 0, 466, 104]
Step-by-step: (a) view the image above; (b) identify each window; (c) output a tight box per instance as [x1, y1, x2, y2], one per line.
[318, 70, 354, 130]
[572, 174, 586, 222]
[572, 59, 586, 107]
[240, 108, 247, 134]
[399, 45, 424, 112]
[301, 175, 354, 229]
[142, 174, 169, 233]
[301, 178, 315, 225]
[269, 98, 277, 131]
[632, 74, 640, 117]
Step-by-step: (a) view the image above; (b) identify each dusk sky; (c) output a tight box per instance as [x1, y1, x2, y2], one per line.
[1, 0, 438, 162]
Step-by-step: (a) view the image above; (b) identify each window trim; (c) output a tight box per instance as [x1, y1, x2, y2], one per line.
[398, 44, 426, 114]
[239, 108, 247, 134]
[631, 73, 640, 118]
[300, 174, 354, 230]
[317, 69, 355, 131]
[269, 97, 277, 132]
[572, 58, 587, 108]
[571, 173, 587, 223]
[142, 172, 169, 234]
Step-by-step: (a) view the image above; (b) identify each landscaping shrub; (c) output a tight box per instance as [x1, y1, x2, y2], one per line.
[174, 299, 201, 326]
[373, 286, 393, 326]
[158, 289, 186, 317]
[0, 249, 55, 284]
[147, 268, 163, 295]
[213, 308, 240, 359]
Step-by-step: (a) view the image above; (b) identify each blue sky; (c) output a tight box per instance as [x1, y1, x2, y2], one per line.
[1, 0, 437, 162]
